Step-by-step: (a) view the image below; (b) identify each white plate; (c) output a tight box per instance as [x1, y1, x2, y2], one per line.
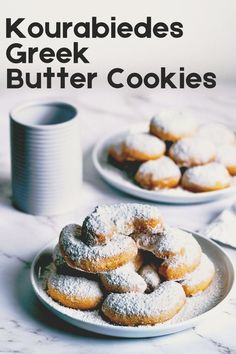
[92, 124, 236, 204]
[31, 232, 234, 338]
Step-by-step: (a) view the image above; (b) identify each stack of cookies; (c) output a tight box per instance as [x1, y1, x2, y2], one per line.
[46, 203, 215, 326]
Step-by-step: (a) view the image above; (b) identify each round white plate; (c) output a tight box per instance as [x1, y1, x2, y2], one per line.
[92, 124, 236, 204]
[31, 232, 234, 338]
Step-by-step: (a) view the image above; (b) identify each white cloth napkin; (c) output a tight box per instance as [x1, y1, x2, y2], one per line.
[200, 203, 236, 248]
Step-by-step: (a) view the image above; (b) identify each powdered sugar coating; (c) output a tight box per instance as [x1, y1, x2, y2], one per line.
[53, 244, 67, 269]
[139, 264, 161, 292]
[159, 231, 202, 278]
[197, 123, 235, 146]
[102, 281, 185, 318]
[169, 137, 216, 166]
[100, 262, 147, 293]
[47, 270, 103, 299]
[123, 133, 165, 158]
[82, 203, 164, 246]
[182, 163, 231, 188]
[52, 243, 92, 277]
[133, 227, 199, 261]
[60, 224, 137, 268]
[153, 227, 198, 258]
[136, 156, 181, 181]
[150, 110, 197, 140]
[181, 253, 215, 289]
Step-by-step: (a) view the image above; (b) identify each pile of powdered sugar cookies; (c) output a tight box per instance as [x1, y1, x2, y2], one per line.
[108, 111, 236, 193]
[46, 203, 215, 326]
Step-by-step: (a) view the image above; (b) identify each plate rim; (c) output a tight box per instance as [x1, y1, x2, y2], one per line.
[92, 124, 236, 204]
[30, 231, 235, 338]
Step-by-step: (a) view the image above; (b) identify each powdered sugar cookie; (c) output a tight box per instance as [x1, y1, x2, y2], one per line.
[181, 163, 231, 193]
[82, 203, 164, 246]
[59, 224, 137, 273]
[216, 144, 236, 176]
[47, 270, 103, 309]
[152, 228, 200, 259]
[123, 133, 166, 161]
[135, 156, 181, 189]
[180, 253, 215, 296]
[158, 234, 202, 280]
[52, 244, 97, 279]
[102, 281, 186, 326]
[150, 110, 197, 142]
[169, 137, 216, 167]
[100, 261, 147, 294]
[197, 123, 235, 146]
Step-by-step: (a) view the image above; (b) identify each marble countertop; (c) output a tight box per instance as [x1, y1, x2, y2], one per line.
[0, 84, 236, 354]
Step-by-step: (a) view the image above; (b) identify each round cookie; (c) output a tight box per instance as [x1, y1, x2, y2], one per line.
[197, 123, 235, 146]
[47, 270, 103, 309]
[102, 281, 186, 326]
[216, 144, 236, 176]
[82, 203, 164, 246]
[135, 156, 181, 190]
[180, 253, 215, 296]
[169, 137, 216, 167]
[59, 224, 137, 273]
[100, 261, 147, 293]
[150, 110, 197, 142]
[181, 162, 231, 193]
[139, 264, 161, 293]
[123, 133, 166, 161]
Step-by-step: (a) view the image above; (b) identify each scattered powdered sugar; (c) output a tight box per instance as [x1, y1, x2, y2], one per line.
[102, 281, 185, 317]
[181, 253, 215, 287]
[216, 144, 236, 167]
[151, 110, 197, 137]
[60, 224, 136, 263]
[170, 137, 215, 165]
[136, 156, 181, 180]
[182, 163, 231, 187]
[123, 133, 165, 156]
[38, 259, 225, 328]
[82, 203, 163, 245]
[47, 270, 103, 298]
[100, 262, 147, 293]
[197, 123, 236, 146]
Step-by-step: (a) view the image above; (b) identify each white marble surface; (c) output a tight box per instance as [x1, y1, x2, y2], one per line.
[0, 84, 236, 353]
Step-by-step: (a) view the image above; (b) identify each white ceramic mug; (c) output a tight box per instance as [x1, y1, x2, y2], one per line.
[10, 100, 82, 215]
